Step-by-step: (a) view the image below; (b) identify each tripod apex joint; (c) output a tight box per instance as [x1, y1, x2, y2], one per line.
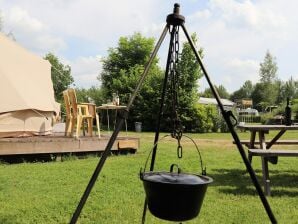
[173, 3, 180, 13]
[166, 3, 185, 26]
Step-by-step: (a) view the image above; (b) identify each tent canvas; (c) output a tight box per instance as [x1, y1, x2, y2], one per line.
[0, 33, 59, 138]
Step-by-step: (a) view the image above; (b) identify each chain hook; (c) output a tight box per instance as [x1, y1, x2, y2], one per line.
[177, 140, 183, 158]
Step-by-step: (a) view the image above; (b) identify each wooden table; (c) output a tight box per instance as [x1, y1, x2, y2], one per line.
[96, 105, 127, 133]
[237, 124, 298, 195]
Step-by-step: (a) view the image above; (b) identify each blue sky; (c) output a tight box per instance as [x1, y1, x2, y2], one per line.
[1, 0, 297, 92]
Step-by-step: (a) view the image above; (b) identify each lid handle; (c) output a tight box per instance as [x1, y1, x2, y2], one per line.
[170, 164, 181, 174]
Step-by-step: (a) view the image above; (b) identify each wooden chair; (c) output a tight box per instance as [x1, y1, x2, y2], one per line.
[63, 90, 73, 136]
[63, 88, 100, 138]
[79, 102, 101, 138]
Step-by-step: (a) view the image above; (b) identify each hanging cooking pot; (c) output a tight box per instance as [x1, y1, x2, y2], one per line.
[140, 135, 213, 222]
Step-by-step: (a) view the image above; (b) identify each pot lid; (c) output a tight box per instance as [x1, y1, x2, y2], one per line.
[142, 172, 210, 185]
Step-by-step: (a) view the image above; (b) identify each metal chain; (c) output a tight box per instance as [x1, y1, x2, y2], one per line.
[169, 25, 183, 158]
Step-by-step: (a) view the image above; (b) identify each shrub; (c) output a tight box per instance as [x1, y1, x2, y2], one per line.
[260, 113, 274, 124]
[189, 104, 228, 133]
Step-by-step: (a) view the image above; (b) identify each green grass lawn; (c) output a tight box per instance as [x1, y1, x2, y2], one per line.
[0, 131, 297, 223]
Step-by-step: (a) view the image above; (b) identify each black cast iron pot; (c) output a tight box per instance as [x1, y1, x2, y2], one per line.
[140, 164, 213, 222]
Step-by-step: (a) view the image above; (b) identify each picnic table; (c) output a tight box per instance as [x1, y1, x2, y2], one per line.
[237, 124, 298, 196]
[96, 105, 127, 133]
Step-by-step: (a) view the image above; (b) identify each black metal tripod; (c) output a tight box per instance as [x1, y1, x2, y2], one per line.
[70, 4, 277, 224]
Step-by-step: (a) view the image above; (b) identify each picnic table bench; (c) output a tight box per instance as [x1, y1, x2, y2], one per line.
[237, 139, 298, 148]
[237, 124, 298, 196]
[248, 148, 298, 157]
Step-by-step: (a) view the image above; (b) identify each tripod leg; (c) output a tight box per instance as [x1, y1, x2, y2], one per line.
[181, 24, 277, 224]
[69, 25, 168, 224]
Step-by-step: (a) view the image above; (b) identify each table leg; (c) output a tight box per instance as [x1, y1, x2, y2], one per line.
[249, 131, 256, 148]
[259, 131, 271, 196]
[107, 109, 110, 134]
[114, 110, 117, 130]
[261, 156, 270, 196]
[248, 131, 256, 163]
[125, 119, 128, 136]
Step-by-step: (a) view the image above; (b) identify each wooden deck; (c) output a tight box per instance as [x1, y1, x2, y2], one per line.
[0, 135, 139, 155]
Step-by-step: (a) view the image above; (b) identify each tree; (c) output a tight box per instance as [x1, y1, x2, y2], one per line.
[251, 51, 279, 110]
[259, 50, 278, 83]
[251, 82, 278, 111]
[217, 85, 230, 99]
[175, 33, 204, 131]
[99, 33, 163, 130]
[100, 32, 158, 97]
[282, 76, 298, 99]
[44, 53, 74, 101]
[276, 76, 298, 104]
[201, 85, 230, 99]
[200, 87, 213, 98]
[230, 80, 254, 101]
[75, 86, 105, 107]
[99, 32, 205, 132]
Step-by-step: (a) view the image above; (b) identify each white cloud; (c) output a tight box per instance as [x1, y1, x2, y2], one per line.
[1, 0, 298, 92]
[224, 58, 259, 88]
[209, 0, 287, 31]
[227, 58, 258, 75]
[7, 7, 44, 32]
[2, 6, 66, 54]
[68, 55, 102, 88]
[189, 9, 211, 20]
[28, 0, 165, 49]
[35, 35, 66, 52]
[187, 0, 298, 92]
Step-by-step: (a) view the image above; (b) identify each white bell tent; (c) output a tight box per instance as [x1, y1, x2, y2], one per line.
[0, 33, 59, 138]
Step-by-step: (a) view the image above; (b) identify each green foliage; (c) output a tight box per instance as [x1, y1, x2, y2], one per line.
[230, 80, 254, 101]
[201, 85, 230, 99]
[75, 86, 105, 106]
[99, 32, 205, 132]
[232, 51, 298, 113]
[264, 97, 298, 123]
[100, 32, 157, 97]
[249, 51, 279, 111]
[260, 112, 275, 124]
[293, 99, 298, 120]
[251, 82, 279, 111]
[259, 50, 278, 83]
[217, 85, 230, 99]
[175, 33, 204, 131]
[190, 104, 213, 132]
[187, 104, 228, 133]
[127, 65, 163, 130]
[99, 33, 163, 130]
[44, 53, 74, 101]
[276, 77, 298, 104]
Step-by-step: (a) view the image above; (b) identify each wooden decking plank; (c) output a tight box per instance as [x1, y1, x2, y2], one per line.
[0, 136, 139, 155]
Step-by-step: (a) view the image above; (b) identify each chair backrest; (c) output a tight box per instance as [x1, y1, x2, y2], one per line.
[63, 90, 72, 119]
[87, 103, 96, 118]
[67, 88, 78, 118]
